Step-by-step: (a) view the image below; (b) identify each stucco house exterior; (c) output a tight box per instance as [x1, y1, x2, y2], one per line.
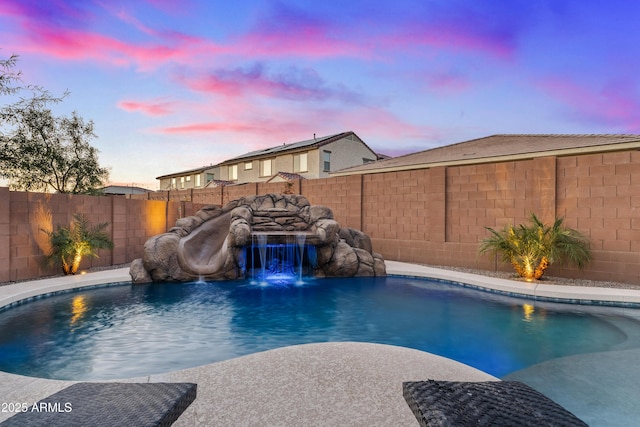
[156, 131, 381, 189]
[156, 165, 222, 191]
[216, 131, 380, 184]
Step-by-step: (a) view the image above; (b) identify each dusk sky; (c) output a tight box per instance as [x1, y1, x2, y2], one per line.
[2, 0, 639, 189]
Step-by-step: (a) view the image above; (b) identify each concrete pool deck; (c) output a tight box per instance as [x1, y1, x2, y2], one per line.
[1, 262, 639, 425]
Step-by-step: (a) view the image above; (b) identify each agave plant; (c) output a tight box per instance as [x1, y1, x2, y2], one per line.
[45, 213, 113, 275]
[478, 213, 591, 281]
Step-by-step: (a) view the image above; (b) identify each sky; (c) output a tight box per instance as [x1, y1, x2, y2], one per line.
[1, 0, 639, 190]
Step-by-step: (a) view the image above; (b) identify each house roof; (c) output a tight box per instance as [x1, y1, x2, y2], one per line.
[265, 172, 306, 183]
[204, 179, 234, 188]
[331, 134, 640, 176]
[156, 165, 218, 180]
[102, 185, 151, 195]
[219, 131, 376, 165]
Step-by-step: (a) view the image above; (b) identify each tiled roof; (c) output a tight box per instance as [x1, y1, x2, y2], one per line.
[219, 131, 362, 164]
[332, 134, 640, 175]
[269, 171, 306, 182]
[204, 179, 234, 187]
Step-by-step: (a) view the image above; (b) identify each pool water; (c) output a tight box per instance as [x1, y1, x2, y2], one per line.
[0, 276, 637, 382]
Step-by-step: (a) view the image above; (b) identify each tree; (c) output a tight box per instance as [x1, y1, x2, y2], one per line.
[44, 213, 113, 275]
[478, 213, 592, 281]
[0, 54, 109, 193]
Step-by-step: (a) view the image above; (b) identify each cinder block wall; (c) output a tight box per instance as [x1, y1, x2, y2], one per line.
[364, 152, 640, 284]
[0, 191, 186, 282]
[4, 148, 639, 284]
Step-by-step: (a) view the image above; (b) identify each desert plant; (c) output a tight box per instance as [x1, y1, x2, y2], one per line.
[44, 213, 113, 275]
[478, 213, 591, 281]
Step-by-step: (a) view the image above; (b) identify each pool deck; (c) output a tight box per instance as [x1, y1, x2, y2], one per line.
[1, 262, 639, 425]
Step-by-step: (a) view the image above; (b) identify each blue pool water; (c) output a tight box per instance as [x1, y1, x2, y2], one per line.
[0, 276, 638, 382]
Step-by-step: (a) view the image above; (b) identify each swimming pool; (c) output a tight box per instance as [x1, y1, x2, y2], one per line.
[1, 276, 639, 425]
[1, 276, 638, 378]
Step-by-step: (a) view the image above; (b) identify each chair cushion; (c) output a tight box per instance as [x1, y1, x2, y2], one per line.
[403, 380, 587, 427]
[1, 382, 196, 427]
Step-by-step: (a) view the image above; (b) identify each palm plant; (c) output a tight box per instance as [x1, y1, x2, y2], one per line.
[45, 213, 113, 275]
[478, 213, 591, 281]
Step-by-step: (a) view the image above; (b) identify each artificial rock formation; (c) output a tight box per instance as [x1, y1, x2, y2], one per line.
[129, 194, 386, 283]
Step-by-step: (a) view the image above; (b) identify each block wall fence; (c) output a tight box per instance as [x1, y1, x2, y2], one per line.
[2, 149, 639, 284]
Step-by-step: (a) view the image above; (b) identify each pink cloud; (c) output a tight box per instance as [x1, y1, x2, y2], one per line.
[539, 76, 640, 132]
[2, 1, 224, 71]
[118, 99, 175, 116]
[178, 64, 367, 104]
[157, 122, 265, 134]
[18, 21, 223, 71]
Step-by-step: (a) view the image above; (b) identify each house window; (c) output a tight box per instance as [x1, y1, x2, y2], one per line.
[171, 177, 176, 189]
[245, 161, 253, 170]
[195, 174, 201, 187]
[293, 152, 308, 172]
[186, 175, 191, 182]
[260, 159, 272, 177]
[230, 164, 238, 180]
[206, 173, 214, 183]
[180, 177, 185, 188]
[323, 151, 331, 171]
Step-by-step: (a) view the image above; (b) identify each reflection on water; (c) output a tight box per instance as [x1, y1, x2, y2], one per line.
[70, 295, 88, 326]
[0, 278, 637, 382]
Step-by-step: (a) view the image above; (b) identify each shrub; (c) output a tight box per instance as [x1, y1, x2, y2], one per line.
[44, 213, 113, 275]
[478, 213, 591, 281]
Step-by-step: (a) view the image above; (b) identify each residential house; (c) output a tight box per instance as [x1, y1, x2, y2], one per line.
[101, 185, 152, 196]
[217, 131, 380, 183]
[156, 165, 222, 191]
[331, 134, 640, 175]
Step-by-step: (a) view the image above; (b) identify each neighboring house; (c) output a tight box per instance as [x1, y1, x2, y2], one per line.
[217, 131, 380, 183]
[102, 185, 152, 196]
[331, 134, 640, 176]
[156, 165, 221, 191]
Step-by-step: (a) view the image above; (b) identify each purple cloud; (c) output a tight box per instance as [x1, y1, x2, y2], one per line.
[0, 0, 95, 30]
[178, 63, 367, 104]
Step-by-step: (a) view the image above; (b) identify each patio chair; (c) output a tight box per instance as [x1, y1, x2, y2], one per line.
[403, 380, 587, 427]
[1, 382, 196, 427]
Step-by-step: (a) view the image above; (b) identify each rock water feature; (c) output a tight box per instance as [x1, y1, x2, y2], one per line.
[129, 194, 385, 284]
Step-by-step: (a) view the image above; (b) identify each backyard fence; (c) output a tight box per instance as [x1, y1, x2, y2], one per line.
[2, 148, 639, 284]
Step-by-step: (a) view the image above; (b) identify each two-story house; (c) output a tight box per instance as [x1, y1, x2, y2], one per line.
[156, 131, 382, 189]
[217, 131, 380, 183]
[156, 165, 224, 191]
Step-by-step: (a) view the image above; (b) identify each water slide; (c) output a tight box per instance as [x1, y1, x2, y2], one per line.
[177, 211, 232, 276]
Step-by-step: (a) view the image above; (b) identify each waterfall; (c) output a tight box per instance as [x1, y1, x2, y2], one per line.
[296, 233, 306, 285]
[257, 233, 268, 285]
[247, 232, 313, 286]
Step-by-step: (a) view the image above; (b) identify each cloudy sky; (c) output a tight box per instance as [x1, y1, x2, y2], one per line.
[1, 0, 638, 189]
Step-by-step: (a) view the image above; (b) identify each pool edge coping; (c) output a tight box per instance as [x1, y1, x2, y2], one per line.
[2, 263, 640, 311]
[384, 261, 640, 306]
